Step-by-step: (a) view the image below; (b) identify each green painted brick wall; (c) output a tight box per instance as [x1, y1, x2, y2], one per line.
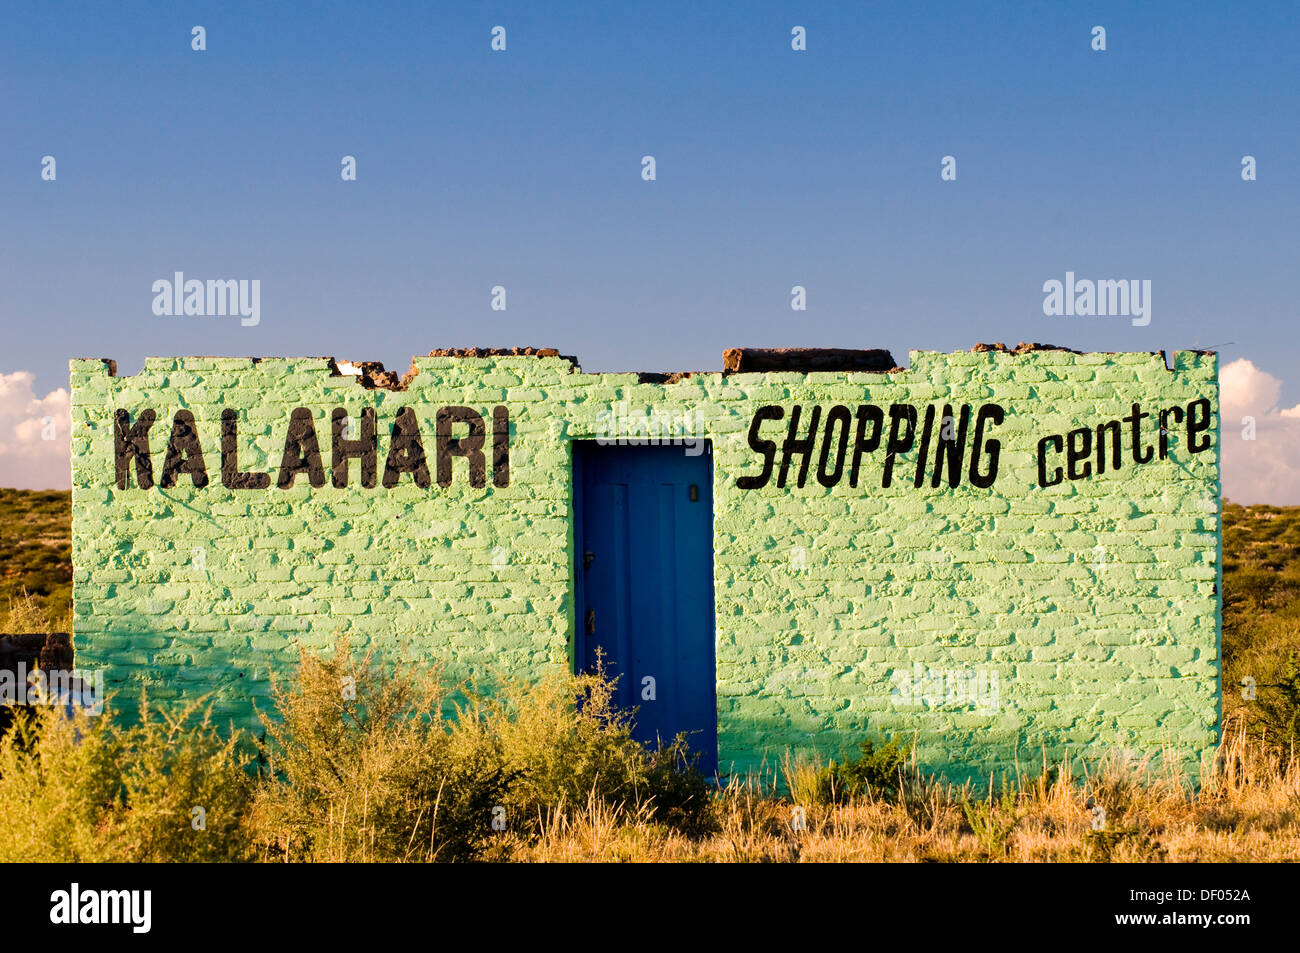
[69, 349, 1221, 781]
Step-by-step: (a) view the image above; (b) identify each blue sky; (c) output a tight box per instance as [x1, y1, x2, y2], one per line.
[2, 1, 1299, 493]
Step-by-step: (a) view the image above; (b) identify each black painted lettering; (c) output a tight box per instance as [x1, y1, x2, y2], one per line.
[492, 406, 510, 487]
[849, 405, 884, 488]
[331, 407, 377, 489]
[969, 404, 1003, 489]
[778, 404, 822, 489]
[882, 404, 917, 488]
[1186, 398, 1212, 453]
[436, 406, 486, 488]
[221, 409, 270, 490]
[1037, 434, 1064, 487]
[278, 408, 326, 488]
[383, 407, 431, 488]
[736, 405, 783, 489]
[1123, 403, 1153, 464]
[816, 405, 851, 488]
[160, 410, 209, 489]
[932, 403, 971, 489]
[1159, 406, 1185, 460]
[913, 405, 937, 488]
[114, 408, 157, 490]
[1066, 427, 1092, 481]
[1095, 419, 1122, 475]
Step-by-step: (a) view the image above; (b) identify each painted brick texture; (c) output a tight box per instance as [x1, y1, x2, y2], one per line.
[69, 349, 1221, 781]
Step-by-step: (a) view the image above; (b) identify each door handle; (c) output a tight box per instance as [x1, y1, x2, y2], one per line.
[585, 608, 596, 634]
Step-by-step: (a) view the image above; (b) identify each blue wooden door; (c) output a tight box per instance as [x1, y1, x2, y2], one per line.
[575, 442, 717, 774]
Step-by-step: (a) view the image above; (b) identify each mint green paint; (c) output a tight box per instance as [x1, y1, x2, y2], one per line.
[70, 350, 1221, 780]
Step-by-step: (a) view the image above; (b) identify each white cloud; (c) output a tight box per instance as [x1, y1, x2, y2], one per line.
[1221, 358, 1300, 504]
[0, 371, 70, 490]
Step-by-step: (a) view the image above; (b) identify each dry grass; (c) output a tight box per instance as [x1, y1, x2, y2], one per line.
[507, 730, 1300, 862]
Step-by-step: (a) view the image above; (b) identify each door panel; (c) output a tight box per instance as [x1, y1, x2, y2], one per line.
[575, 443, 716, 774]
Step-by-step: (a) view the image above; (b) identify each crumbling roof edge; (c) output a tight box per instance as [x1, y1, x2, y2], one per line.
[971, 341, 1082, 355]
[77, 343, 1218, 388]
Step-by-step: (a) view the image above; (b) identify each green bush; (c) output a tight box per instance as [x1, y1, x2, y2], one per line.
[641, 735, 716, 837]
[1255, 651, 1300, 749]
[249, 641, 514, 862]
[960, 784, 1019, 859]
[0, 695, 252, 862]
[249, 643, 717, 858]
[796, 737, 913, 805]
[471, 659, 716, 837]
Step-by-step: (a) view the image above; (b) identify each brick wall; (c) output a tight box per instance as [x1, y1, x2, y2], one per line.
[69, 347, 1221, 780]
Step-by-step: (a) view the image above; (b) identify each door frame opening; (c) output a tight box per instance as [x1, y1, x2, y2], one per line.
[570, 439, 717, 773]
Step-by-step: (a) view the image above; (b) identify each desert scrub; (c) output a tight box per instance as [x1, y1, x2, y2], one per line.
[0, 695, 252, 862]
[0, 489, 71, 631]
[467, 659, 716, 839]
[248, 642, 715, 860]
[641, 736, 716, 837]
[249, 640, 515, 863]
[3, 588, 55, 634]
[784, 737, 913, 806]
[959, 781, 1020, 860]
[1222, 503, 1300, 750]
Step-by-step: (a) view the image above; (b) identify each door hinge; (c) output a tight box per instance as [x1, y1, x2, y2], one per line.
[585, 608, 596, 634]
[583, 550, 595, 569]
